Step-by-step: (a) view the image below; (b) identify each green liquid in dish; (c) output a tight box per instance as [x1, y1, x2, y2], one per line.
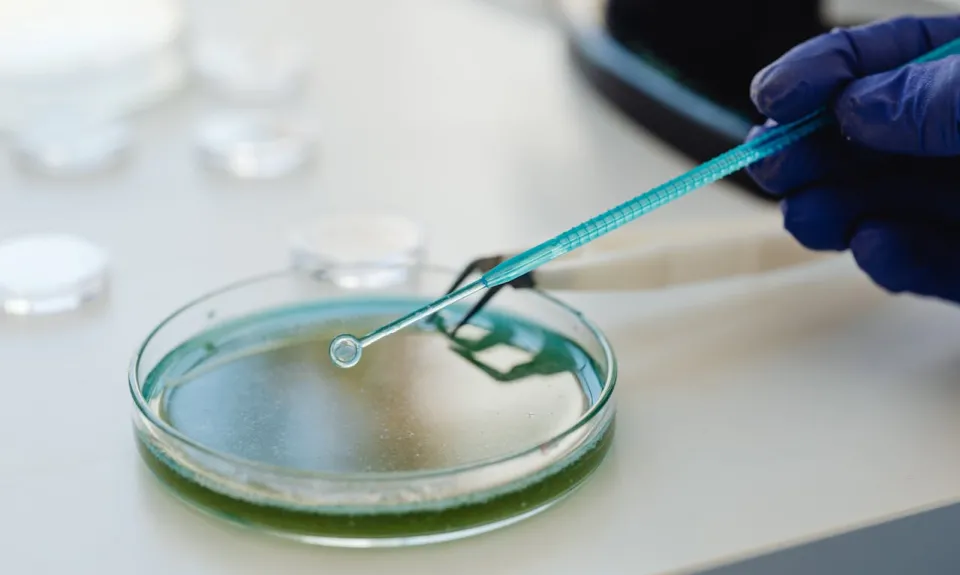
[137, 298, 615, 540]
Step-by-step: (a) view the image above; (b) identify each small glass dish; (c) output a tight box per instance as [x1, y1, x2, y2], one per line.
[0, 234, 109, 315]
[129, 266, 617, 547]
[189, 37, 309, 103]
[194, 111, 314, 179]
[12, 114, 132, 177]
[288, 214, 425, 289]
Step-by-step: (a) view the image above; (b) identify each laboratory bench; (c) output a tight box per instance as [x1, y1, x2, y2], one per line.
[2, 1, 960, 573]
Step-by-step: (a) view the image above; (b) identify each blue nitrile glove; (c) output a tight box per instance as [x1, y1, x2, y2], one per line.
[746, 15, 960, 304]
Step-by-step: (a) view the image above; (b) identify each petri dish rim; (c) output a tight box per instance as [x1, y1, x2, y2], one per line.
[127, 265, 618, 484]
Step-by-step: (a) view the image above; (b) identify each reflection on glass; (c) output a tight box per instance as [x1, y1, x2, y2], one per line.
[437, 310, 591, 390]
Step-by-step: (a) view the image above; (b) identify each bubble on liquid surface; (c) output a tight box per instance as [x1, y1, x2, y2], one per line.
[329, 334, 362, 368]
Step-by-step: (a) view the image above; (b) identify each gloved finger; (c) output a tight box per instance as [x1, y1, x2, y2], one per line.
[745, 120, 847, 196]
[850, 221, 960, 303]
[751, 15, 960, 124]
[781, 166, 960, 251]
[781, 185, 866, 251]
[836, 56, 960, 156]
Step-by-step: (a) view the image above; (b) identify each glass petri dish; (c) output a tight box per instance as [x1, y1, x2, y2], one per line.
[0, 234, 109, 315]
[129, 266, 617, 547]
[288, 214, 425, 289]
[195, 111, 314, 179]
[190, 37, 308, 103]
[12, 115, 132, 177]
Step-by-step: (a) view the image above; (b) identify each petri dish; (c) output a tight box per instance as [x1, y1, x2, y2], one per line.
[12, 115, 132, 176]
[190, 38, 308, 102]
[0, 0, 184, 131]
[288, 214, 425, 289]
[195, 111, 314, 179]
[129, 266, 616, 547]
[0, 234, 109, 315]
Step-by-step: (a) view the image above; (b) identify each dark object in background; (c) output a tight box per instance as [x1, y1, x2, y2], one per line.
[566, 0, 828, 200]
[693, 500, 960, 574]
[605, 0, 823, 126]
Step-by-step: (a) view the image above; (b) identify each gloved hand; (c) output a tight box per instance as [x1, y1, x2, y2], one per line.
[746, 15, 960, 304]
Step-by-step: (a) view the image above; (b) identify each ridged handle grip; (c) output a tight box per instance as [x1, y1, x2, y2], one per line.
[481, 36, 960, 289]
[481, 113, 825, 287]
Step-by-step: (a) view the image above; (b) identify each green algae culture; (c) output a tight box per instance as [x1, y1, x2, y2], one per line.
[135, 296, 615, 544]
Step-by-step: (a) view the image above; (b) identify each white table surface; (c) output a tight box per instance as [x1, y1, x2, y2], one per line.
[4, 1, 960, 573]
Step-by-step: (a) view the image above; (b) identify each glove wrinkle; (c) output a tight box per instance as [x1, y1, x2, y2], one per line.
[838, 58, 960, 155]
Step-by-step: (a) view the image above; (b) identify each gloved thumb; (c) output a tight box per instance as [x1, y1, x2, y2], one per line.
[836, 55, 960, 156]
